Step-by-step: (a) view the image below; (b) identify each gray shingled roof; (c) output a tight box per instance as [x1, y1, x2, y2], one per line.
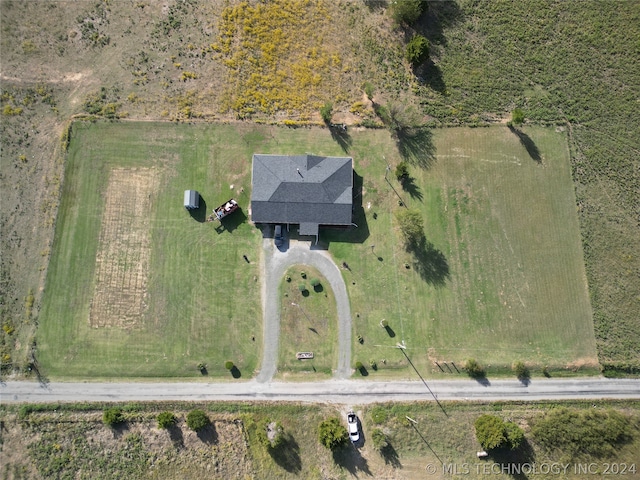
[251, 154, 353, 229]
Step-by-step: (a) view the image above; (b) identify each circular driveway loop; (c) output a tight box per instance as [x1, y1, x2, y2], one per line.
[256, 238, 352, 383]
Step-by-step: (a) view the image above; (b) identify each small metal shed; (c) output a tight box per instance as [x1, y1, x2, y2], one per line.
[184, 190, 200, 210]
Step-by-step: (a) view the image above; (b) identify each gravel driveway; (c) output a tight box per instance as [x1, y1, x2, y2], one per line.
[256, 236, 352, 383]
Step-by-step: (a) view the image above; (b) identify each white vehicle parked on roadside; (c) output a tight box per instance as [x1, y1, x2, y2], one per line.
[347, 411, 359, 443]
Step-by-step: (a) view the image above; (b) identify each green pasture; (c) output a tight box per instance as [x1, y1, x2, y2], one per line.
[39, 121, 595, 379]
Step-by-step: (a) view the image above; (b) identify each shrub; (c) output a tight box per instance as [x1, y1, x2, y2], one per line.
[465, 358, 485, 378]
[318, 417, 348, 450]
[310, 278, 321, 287]
[370, 406, 388, 424]
[405, 35, 430, 66]
[157, 411, 176, 429]
[475, 414, 524, 451]
[390, 0, 425, 26]
[395, 161, 409, 180]
[531, 408, 632, 459]
[355, 361, 363, 369]
[371, 428, 388, 450]
[320, 101, 333, 124]
[224, 360, 234, 370]
[380, 319, 388, 328]
[512, 108, 525, 125]
[512, 361, 529, 380]
[298, 284, 307, 293]
[103, 407, 124, 427]
[186, 409, 209, 432]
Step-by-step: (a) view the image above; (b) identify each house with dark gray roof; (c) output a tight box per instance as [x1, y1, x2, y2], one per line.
[250, 154, 353, 240]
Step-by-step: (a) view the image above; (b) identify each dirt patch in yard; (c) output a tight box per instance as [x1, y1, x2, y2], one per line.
[89, 168, 159, 329]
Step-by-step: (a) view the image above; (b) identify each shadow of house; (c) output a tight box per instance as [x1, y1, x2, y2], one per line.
[332, 446, 372, 477]
[409, 239, 449, 286]
[269, 434, 302, 473]
[395, 127, 437, 170]
[188, 196, 207, 223]
[508, 125, 542, 163]
[323, 170, 370, 245]
[329, 124, 352, 153]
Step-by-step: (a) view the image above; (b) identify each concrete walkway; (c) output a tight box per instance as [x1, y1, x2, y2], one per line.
[256, 237, 352, 383]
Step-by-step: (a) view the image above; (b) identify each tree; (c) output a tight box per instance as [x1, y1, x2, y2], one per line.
[186, 409, 210, 432]
[475, 415, 506, 451]
[395, 209, 425, 248]
[504, 421, 525, 450]
[395, 161, 409, 181]
[318, 417, 348, 450]
[512, 108, 525, 125]
[103, 407, 124, 427]
[390, 0, 425, 26]
[157, 411, 176, 429]
[406, 35, 430, 66]
[371, 428, 388, 450]
[475, 414, 525, 451]
[320, 101, 333, 124]
[225, 360, 234, 370]
[258, 419, 285, 450]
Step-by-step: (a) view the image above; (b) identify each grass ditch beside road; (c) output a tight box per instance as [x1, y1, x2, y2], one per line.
[2, 400, 639, 480]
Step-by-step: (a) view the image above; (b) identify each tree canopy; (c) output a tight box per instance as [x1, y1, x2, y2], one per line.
[318, 417, 348, 450]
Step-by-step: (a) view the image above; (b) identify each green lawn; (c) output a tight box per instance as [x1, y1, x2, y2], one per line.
[277, 266, 338, 379]
[326, 126, 597, 378]
[39, 122, 595, 379]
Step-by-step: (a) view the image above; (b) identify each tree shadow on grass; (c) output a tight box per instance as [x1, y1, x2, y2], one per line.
[230, 366, 242, 378]
[381, 443, 402, 468]
[332, 446, 372, 476]
[508, 125, 542, 163]
[330, 124, 352, 153]
[269, 434, 302, 473]
[196, 423, 218, 445]
[409, 240, 449, 286]
[357, 365, 369, 377]
[491, 440, 536, 480]
[313, 284, 324, 293]
[395, 127, 437, 170]
[400, 176, 423, 201]
[419, 60, 447, 94]
[384, 325, 396, 338]
[168, 425, 184, 449]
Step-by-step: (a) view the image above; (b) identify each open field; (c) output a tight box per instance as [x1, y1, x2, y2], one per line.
[2, 400, 639, 480]
[37, 122, 595, 380]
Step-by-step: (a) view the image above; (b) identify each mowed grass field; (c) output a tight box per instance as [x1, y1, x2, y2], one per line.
[39, 121, 596, 379]
[326, 126, 597, 378]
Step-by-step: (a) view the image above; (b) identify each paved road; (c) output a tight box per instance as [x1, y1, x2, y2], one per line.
[256, 237, 352, 382]
[2, 378, 639, 404]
